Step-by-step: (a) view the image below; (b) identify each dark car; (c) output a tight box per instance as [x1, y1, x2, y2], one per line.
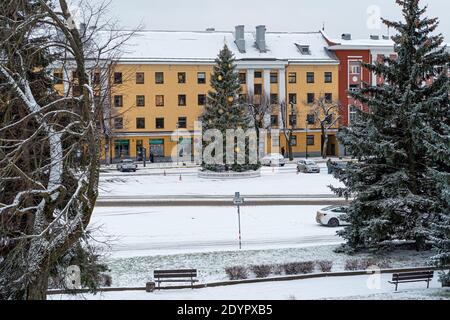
[328, 161, 350, 174]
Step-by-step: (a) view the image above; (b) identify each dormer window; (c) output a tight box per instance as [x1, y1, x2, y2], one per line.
[295, 44, 311, 55]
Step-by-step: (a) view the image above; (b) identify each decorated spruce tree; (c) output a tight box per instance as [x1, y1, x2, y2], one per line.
[201, 44, 255, 172]
[332, 0, 450, 253]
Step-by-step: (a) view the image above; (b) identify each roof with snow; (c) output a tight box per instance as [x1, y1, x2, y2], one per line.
[114, 30, 338, 64]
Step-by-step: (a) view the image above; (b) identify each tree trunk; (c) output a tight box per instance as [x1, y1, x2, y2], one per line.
[25, 263, 50, 300]
[288, 132, 294, 161]
[321, 126, 328, 159]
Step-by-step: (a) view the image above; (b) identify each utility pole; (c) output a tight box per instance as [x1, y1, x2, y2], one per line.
[233, 192, 245, 250]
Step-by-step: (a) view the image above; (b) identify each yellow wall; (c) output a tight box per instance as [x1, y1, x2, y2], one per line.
[106, 63, 339, 160]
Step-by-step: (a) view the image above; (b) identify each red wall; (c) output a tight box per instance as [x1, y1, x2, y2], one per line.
[333, 50, 372, 127]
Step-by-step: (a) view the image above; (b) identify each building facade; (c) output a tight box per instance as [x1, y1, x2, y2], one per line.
[99, 26, 340, 162]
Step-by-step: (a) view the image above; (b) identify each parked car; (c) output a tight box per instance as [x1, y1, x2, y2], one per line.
[316, 205, 350, 227]
[327, 161, 349, 174]
[297, 159, 320, 173]
[117, 159, 137, 172]
[261, 153, 287, 167]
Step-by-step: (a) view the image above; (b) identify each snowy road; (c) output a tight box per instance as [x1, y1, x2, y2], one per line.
[91, 205, 344, 258]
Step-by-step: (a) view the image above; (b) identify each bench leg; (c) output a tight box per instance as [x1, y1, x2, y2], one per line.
[427, 280, 430, 289]
[395, 283, 398, 292]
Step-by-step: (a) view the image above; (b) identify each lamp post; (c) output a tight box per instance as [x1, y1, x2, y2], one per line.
[233, 192, 245, 250]
[305, 120, 309, 159]
[176, 122, 180, 166]
[289, 102, 296, 161]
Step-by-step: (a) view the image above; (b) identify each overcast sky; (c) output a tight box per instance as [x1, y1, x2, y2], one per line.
[93, 0, 449, 40]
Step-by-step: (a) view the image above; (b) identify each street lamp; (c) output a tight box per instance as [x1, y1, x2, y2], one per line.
[233, 192, 245, 250]
[305, 120, 309, 159]
[176, 122, 180, 166]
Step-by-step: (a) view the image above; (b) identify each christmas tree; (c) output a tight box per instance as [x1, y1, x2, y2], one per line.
[332, 0, 450, 252]
[201, 44, 256, 172]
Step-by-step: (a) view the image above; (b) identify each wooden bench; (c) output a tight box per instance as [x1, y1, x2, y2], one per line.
[154, 269, 198, 289]
[389, 271, 434, 291]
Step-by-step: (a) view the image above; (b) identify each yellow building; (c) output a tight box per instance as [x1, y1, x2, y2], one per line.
[58, 26, 340, 163]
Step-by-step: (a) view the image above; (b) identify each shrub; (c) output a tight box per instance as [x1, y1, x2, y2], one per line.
[283, 262, 314, 275]
[316, 260, 333, 273]
[225, 266, 249, 280]
[358, 258, 378, 270]
[345, 259, 360, 271]
[101, 274, 113, 287]
[272, 264, 284, 275]
[377, 259, 392, 269]
[250, 265, 272, 278]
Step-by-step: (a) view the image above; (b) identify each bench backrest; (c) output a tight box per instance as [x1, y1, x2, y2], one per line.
[392, 271, 434, 281]
[154, 269, 197, 279]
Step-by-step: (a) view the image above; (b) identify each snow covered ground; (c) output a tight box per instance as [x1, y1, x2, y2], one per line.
[91, 205, 342, 258]
[98, 164, 343, 197]
[91, 205, 342, 257]
[50, 272, 449, 300]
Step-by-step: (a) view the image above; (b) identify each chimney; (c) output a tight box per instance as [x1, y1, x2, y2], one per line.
[341, 33, 352, 41]
[234, 25, 246, 53]
[370, 35, 380, 40]
[255, 25, 267, 53]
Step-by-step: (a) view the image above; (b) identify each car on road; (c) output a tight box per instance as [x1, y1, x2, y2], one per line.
[327, 161, 350, 174]
[116, 159, 138, 172]
[297, 159, 320, 173]
[316, 205, 350, 227]
[261, 153, 287, 167]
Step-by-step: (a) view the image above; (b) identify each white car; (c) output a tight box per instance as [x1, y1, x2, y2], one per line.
[297, 159, 320, 173]
[116, 159, 137, 172]
[261, 153, 287, 167]
[316, 205, 350, 227]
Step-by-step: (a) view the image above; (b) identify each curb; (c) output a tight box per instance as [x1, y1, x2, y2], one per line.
[47, 266, 446, 295]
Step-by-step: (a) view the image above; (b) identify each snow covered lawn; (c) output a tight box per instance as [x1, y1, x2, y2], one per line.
[91, 205, 342, 258]
[99, 164, 343, 197]
[50, 272, 449, 300]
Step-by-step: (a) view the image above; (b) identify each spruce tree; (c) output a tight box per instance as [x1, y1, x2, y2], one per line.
[332, 0, 450, 252]
[201, 44, 254, 172]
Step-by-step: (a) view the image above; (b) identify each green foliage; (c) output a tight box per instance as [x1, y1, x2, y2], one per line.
[200, 45, 257, 172]
[332, 0, 450, 253]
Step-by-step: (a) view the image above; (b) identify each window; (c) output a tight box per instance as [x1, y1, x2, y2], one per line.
[349, 105, 358, 125]
[270, 72, 278, 84]
[178, 72, 186, 84]
[136, 95, 145, 107]
[114, 118, 123, 130]
[254, 84, 262, 95]
[307, 114, 315, 125]
[239, 73, 246, 84]
[289, 93, 297, 105]
[155, 72, 164, 84]
[307, 135, 315, 146]
[289, 115, 297, 127]
[114, 95, 123, 107]
[178, 95, 187, 106]
[349, 63, 361, 75]
[324, 72, 333, 83]
[254, 71, 262, 79]
[156, 95, 164, 107]
[307, 93, 315, 104]
[325, 93, 333, 103]
[270, 94, 278, 105]
[136, 118, 146, 129]
[177, 117, 187, 129]
[290, 135, 298, 146]
[197, 72, 206, 84]
[53, 72, 63, 84]
[155, 118, 165, 129]
[198, 94, 206, 106]
[271, 115, 279, 126]
[114, 72, 123, 84]
[349, 84, 360, 93]
[136, 72, 145, 84]
[307, 72, 315, 84]
[288, 72, 297, 83]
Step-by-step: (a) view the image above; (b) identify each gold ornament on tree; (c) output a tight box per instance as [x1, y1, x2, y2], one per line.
[217, 75, 223, 81]
[227, 96, 234, 103]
